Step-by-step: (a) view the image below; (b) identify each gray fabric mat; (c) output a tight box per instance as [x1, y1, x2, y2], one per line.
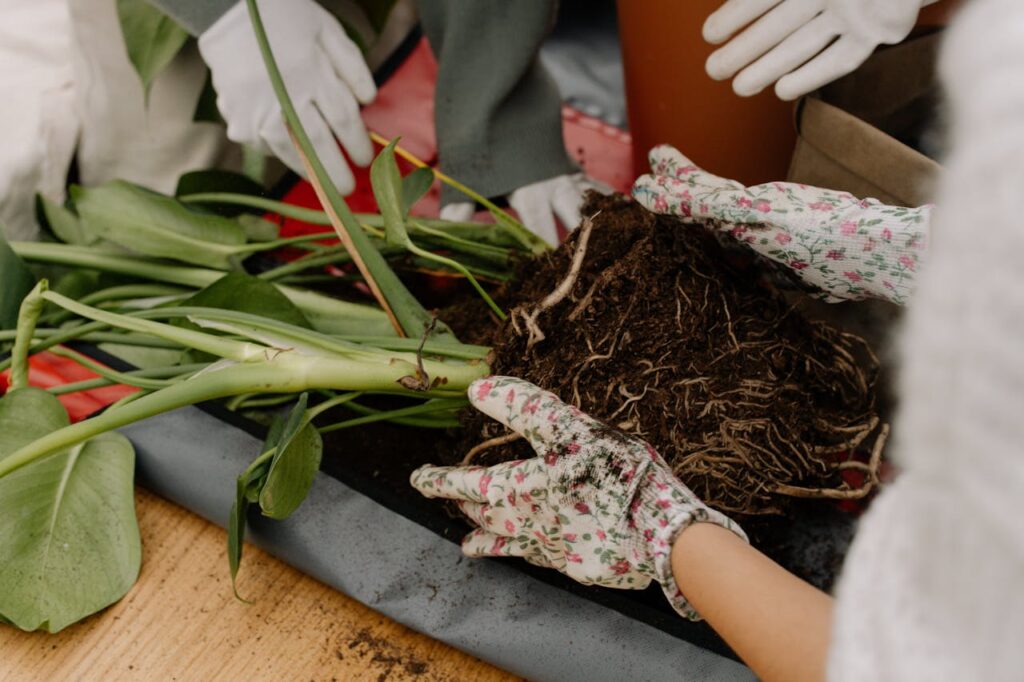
[123, 405, 753, 681]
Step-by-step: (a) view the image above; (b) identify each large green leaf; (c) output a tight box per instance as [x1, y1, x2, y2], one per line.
[116, 0, 189, 98]
[0, 388, 140, 633]
[72, 181, 248, 270]
[0, 233, 37, 329]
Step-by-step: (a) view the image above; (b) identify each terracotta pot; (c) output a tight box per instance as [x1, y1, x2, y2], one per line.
[616, 0, 797, 185]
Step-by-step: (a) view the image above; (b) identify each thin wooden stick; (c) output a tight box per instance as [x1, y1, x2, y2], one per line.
[288, 127, 404, 336]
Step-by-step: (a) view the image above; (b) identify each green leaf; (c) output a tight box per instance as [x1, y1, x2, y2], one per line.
[36, 195, 97, 247]
[402, 168, 435, 214]
[370, 139, 413, 249]
[174, 170, 265, 216]
[182, 272, 312, 329]
[0, 233, 37, 329]
[258, 396, 322, 520]
[0, 388, 140, 633]
[116, 0, 189, 98]
[72, 181, 248, 269]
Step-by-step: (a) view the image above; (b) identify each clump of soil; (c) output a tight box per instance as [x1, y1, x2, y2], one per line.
[452, 194, 886, 517]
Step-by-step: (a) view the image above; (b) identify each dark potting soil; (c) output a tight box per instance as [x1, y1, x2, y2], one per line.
[450, 194, 885, 517]
[323, 193, 882, 593]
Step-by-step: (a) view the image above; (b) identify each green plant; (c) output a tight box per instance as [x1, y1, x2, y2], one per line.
[0, 0, 548, 632]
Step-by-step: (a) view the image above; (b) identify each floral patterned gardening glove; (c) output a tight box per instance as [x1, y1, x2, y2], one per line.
[632, 145, 932, 305]
[410, 376, 747, 621]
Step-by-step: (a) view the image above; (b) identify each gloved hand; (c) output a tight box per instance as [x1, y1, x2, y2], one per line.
[632, 145, 931, 305]
[198, 0, 376, 194]
[440, 173, 607, 246]
[410, 376, 746, 620]
[704, 0, 938, 99]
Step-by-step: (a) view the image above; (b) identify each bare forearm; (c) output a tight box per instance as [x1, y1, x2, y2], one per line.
[672, 523, 832, 682]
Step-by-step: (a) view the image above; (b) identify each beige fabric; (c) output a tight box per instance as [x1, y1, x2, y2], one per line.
[0, 0, 236, 242]
[0, 0, 77, 241]
[828, 0, 1024, 678]
[69, 0, 236, 192]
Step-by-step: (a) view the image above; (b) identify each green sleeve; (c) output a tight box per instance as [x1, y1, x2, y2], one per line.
[145, 0, 238, 35]
[419, 0, 578, 205]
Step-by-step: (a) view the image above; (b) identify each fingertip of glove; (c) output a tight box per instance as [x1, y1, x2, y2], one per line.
[702, 21, 729, 46]
[732, 75, 764, 98]
[704, 52, 733, 81]
[773, 78, 804, 102]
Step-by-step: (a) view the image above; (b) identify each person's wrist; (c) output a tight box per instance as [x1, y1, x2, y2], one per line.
[634, 471, 750, 619]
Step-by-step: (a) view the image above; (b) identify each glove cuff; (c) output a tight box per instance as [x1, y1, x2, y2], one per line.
[634, 476, 748, 621]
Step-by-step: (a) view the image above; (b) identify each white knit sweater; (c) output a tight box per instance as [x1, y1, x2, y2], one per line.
[827, 0, 1024, 679]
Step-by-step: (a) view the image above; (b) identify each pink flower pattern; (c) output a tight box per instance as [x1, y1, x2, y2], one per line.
[410, 377, 748, 622]
[632, 145, 932, 305]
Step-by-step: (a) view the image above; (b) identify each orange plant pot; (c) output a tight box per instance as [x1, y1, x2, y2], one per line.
[616, 0, 797, 185]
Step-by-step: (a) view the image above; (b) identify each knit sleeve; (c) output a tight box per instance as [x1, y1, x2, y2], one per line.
[418, 0, 578, 205]
[827, 0, 1024, 678]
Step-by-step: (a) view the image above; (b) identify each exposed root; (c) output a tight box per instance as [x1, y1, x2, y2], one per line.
[513, 214, 597, 350]
[397, 318, 438, 391]
[461, 432, 524, 466]
[771, 423, 889, 500]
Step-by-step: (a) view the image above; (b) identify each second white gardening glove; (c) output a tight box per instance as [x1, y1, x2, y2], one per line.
[411, 377, 747, 620]
[440, 173, 608, 246]
[704, 0, 938, 99]
[198, 0, 376, 194]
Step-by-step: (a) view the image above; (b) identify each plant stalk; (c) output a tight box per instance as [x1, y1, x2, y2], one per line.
[0, 352, 485, 479]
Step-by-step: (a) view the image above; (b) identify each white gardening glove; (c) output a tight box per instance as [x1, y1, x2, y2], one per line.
[411, 376, 747, 620]
[704, 0, 938, 100]
[441, 173, 607, 246]
[198, 0, 376, 194]
[632, 145, 931, 305]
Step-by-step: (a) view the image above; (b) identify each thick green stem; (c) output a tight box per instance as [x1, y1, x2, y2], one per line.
[47, 363, 209, 396]
[42, 291, 264, 362]
[11, 241, 395, 337]
[46, 346, 180, 391]
[0, 352, 486, 479]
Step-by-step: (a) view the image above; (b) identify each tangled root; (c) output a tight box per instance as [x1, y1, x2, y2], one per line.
[459, 195, 889, 517]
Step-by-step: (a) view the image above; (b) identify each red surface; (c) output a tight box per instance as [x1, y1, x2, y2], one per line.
[0, 353, 137, 423]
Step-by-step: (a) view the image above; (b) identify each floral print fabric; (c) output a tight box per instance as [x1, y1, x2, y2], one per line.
[632, 145, 932, 305]
[411, 376, 747, 621]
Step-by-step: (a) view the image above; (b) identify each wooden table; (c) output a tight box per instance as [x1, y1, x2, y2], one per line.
[1, 489, 518, 682]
